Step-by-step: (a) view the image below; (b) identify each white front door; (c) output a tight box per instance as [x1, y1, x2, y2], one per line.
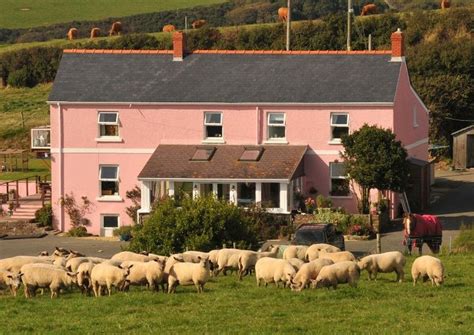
[101, 215, 119, 237]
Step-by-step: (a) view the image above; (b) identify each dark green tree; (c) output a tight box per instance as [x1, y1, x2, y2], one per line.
[341, 124, 409, 214]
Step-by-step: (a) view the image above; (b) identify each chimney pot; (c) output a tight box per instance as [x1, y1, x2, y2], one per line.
[173, 31, 186, 61]
[391, 28, 405, 62]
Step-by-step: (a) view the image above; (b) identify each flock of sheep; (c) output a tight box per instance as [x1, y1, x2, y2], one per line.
[0, 244, 445, 299]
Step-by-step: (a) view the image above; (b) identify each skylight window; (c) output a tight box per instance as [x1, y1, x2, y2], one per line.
[191, 147, 216, 161]
[239, 147, 264, 161]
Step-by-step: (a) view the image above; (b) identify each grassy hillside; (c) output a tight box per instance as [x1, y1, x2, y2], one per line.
[0, 0, 226, 29]
[0, 84, 50, 149]
[0, 253, 473, 333]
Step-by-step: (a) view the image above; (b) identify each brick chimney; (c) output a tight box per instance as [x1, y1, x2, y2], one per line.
[173, 31, 186, 61]
[391, 28, 405, 62]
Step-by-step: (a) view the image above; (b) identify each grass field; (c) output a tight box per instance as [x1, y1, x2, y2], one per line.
[0, 254, 473, 334]
[0, 0, 226, 29]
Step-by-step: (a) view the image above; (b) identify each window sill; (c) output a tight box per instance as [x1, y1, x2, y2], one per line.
[328, 139, 342, 145]
[263, 139, 288, 144]
[202, 138, 225, 144]
[95, 137, 123, 143]
[96, 196, 123, 202]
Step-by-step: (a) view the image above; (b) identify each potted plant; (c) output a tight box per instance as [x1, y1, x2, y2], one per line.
[304, 197, 316, 214]
[113, 225, 133, 241]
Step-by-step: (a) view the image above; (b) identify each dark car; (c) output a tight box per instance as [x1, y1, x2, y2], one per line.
[291, 223, 345, 251]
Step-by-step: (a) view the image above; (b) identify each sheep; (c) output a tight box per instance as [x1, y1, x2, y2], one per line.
[168, 257, 211, 293]
[52, 247, 70, 257]
[20, 263, 78, 298]
[283, 245, 308, 261]
[110, 251, 162, 263]
[159, 254, 185, 292]
[208, 249, 220, 273]
[318, 250, 356, 263]
[411, 255, 445, 287]
[90, 27, 100, 38]
[0, 256, 53, 273]
[66, 257, 107, 272]
[0, 270, 23, 297]
[67, 28, 78, 40]
[109, 22, 122, 36]
[215, 248, 242, 276]
[121, 260, 164, 291]
[255, 257, 296, 288]
[305, 243, 342, 261]
[287, 258, 305, 271]
[290, 259, 334, 291]
[76, 261, 96, 295]
[162, 24, 176, 33]
[238, 246, 279, 280]
[312, 261, 360, 289]
[90, 263, 133, 297]
[358, 251, 406, 282]
[182, 251, 209, 263]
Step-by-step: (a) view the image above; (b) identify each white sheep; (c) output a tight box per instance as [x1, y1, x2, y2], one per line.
[238, 246, 279, 280]
[168, 257, 211, 293]
[215, 248, 242, 276]
[121, 260, 164, 291]
[312, 261, 360, 289]
[358, 251, 406, 282]
[110, 251, 162, 263]
[287, 258, 305, 271]
[182, 251, 209, 263]
[90, 263, 133, 297]
[290, 259, 334, 291]
[66, 256, 107, 272]
[318, 250, 356, 263]
[255, 257, 296, 288]
[411, 255, 445, 287]
[0, 256, 53, 273]
[283, 245, 308, 261]
[20, 263, 78, 298]
[305, 243, 341, 261]
[76, 261, 96, 295]
[0, 269, 23, 297]
[159, 254, 185, 292]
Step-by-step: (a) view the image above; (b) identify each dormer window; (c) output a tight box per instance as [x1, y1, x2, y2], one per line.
[267, 112, 286, 141]
[98, 112, 119, 138]
[204, 112, 223, 142]
[330, 113, 349, 143]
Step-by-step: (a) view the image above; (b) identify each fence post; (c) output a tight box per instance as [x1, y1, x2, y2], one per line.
[15, 180, 19, 208]
[26, 177, 29, 196]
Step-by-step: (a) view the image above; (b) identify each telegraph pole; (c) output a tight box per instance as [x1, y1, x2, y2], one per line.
[347, 0, 353, 51]
[286, 0, 291, 51]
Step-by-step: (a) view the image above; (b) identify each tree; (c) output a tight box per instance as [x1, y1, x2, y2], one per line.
[341, 124, 409, 214]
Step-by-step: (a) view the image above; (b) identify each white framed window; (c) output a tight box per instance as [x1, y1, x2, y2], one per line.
[99, 165, 119, 197]
[330, 162, 350, 197]
[98, 112, 119, 138]
[101, 214, 120, 237]
[413, 106, 419, 128]
[267, 112, 286, 140]
[204, 112, 223, 140]
[330, 113, 349, 143]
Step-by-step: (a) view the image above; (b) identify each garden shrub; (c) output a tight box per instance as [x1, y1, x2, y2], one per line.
[452, 224, 474, 253]
[35, 204, 53, 228]
[7, 68, 33, 87]
[66, 226, 88, 237]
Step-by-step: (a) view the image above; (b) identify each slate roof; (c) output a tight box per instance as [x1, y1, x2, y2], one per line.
[451, 125, 474, 136]
[49, 51, 402, 104]
[138, 145, 307, 180]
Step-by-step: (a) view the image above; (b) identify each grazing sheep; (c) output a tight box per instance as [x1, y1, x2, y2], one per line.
[121, 260, 164, 291]
[162, 24, 175, 33]
[168, 257, 211, 293]
[90, 263, 133, 297]
[215, 249, 242, 276]
[192, 20, 207, 29]
[38, 251, 49, 256]
[76, 261, 95, 295]
[182, 251, 209, 263]
[52, 247, 70, 257]
[255, 257, 296, 288]
[318, 250, 356, 263]
[20, 263, 78, 298]
[109, 21, 122, 36]
[411, 255, 445, 287]
[111, 251, 162, 263]
[283, 245, 308, 261]
[0, 256, 53, 273]
[290, 259, 334, 291]
[0, 270, 23, 297]
[90, 27, 100, 38]
[67, 28, 78, 40]
[312, 261, 360, 289]
[238, 246, 279, 280]
[305, 244, 341, 261]
[159, 254, 185, 292]
[208, 249, 220, 273]
[358, 251, 406, 282]
[66, 257, 106, 272]
[287, 258, 305, 271]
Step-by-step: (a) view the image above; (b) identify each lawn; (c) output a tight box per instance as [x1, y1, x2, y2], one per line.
[0, 0, 227, 29]
[0, 254, 472, 334]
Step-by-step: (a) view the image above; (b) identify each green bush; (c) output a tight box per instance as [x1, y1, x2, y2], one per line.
[113, 225, 133, 240]
[67, 226, 88, 237]
[316, 194, 332, 209]
[7, 68, 33, 87]
[452, 224, 474, 253]
[35, 204, 53, 228]
[129, 195, 260, 254]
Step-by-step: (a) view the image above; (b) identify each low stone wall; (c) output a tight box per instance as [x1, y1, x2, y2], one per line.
[0, 220, 45, 236]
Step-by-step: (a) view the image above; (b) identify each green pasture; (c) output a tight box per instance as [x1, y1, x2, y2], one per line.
[0, 0, 226, 29]
[0, 254, 472, 334]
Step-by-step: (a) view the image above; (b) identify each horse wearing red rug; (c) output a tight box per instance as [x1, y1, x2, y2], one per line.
[403, 213, 443, 255]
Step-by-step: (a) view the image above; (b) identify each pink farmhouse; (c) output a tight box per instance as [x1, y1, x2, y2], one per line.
[47, 30, 429, 236]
